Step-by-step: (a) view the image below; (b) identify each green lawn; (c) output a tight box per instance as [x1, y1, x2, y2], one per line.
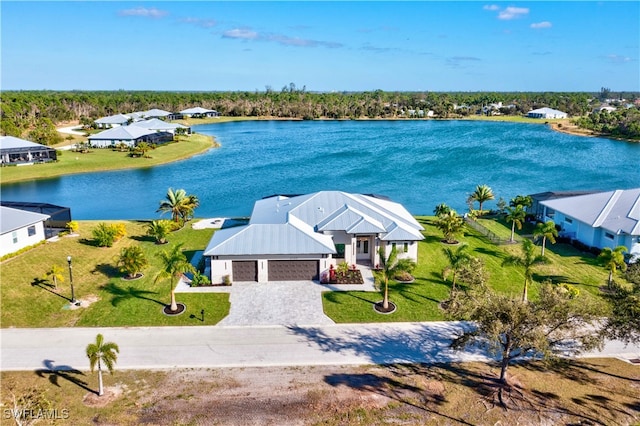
[1, 216, 619, 328]
[0, 134, 216, 184]
[0, 221, 229, 328]
[322, 216, 616, 323]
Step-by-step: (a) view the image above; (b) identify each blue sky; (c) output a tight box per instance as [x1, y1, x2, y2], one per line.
[2, 1, 638, 92]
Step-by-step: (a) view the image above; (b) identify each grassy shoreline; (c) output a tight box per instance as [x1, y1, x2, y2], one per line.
[0, 133, 217, 184]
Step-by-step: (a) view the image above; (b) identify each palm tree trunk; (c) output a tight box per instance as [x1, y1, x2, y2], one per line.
[510, 222, 516, 242]
[608, 270, 613, 288]
[522, 279, 528, 302]
[451, 272, 457, 292]
[382, 278, 389, 310]
[541, 236, 546, 257]
[98, 359, 104, 396]
[170, 290, 178, 312]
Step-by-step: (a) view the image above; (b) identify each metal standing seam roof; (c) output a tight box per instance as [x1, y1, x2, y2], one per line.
[180, 107, 216, 114]
[129, 118, 187, 131]
[206, 191, 424, 257]
[541, 188, 640, 235]
[143, 109, 172, 117]
[0, 136, 51, 150]
[0, 206, 50, 235]
[204, 216, 335, 256]
[88, 125, 156, 141]
[94, 114, 131, 124]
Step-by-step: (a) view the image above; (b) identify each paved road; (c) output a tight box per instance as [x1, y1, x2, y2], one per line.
[2, 322, 638, 372]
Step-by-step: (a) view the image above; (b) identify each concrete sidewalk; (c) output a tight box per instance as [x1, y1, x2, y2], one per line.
[2, 322, 638, 372]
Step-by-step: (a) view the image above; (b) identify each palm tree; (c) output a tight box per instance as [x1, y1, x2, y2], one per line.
[154, 243, 195, 312]
[470, 184, 495, 213]
[505, 204, 526, 242]
[377, 246, 416, 311]
[433, 203, 451, 217]
[157, 188, 189, 223]
[86, 334, 119, 396]
[442, 243, 472, 293]
[435, 210, 465, 244]
[502, 239, 548, 302]
[181, 194, 200, 222]
[533, 221, 558, 256]
[44, 265, 65, 289]
[598, 246, 628, 288]
[146, 219, 172, 244]
[157, 188, 199, 224]
[117, 245, 148, 279]
[509, 195, 533, 209]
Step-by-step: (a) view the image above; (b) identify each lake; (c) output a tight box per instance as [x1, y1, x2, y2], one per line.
[2, 120, 639, 219]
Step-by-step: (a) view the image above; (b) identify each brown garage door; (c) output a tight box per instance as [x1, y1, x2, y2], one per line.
[232, 261, 257, 282]
[268, 260, 319, 281]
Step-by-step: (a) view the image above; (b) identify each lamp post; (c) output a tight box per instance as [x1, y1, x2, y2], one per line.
[67, 256, 76, 304]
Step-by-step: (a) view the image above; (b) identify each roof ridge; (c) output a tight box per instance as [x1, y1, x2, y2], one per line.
[592, 190, 622, 227]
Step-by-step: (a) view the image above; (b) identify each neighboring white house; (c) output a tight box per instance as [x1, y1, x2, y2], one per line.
[129, 118, 190, 135]
[526, 107, 568, 119]
[140, 108, 173, 119]
[0, 206, 50, 257]
[179, 107, 219, 118]
[0, 136, 57, 165]
[540, 188, 640, 260]
[93, 114, 132, 129]
[88, 125, 173, 148]
[204, 191, 425, 284]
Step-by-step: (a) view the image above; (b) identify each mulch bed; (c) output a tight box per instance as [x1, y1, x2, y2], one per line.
[163, 303, 186, 316]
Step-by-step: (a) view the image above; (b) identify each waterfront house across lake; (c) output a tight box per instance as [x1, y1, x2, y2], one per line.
[204, 191, 424, 284]
[526, 107, 568, 119]
[0, 136, 57, 165]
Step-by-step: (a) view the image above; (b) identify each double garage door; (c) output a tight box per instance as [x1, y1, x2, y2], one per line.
[231, 260, 319, 282]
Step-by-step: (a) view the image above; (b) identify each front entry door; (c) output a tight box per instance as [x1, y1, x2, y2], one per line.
[356, 237, 371, 262]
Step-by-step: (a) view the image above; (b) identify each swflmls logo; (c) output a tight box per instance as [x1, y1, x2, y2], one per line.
[3, 408, 70, 420]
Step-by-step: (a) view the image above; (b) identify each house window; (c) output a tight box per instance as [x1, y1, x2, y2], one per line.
[392, 242, 397, 251]
[564, 218, 573, 224]
[363, 240, 369, 254]
[28, 226, 36, 237]
[403, 242, 409, 253]
[12, 231, 18, 244]
[605, 232, 614, 240]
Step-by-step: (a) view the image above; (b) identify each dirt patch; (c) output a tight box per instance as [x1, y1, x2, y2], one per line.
[68, 294, 99, 310]
[83, 384, 125, 407]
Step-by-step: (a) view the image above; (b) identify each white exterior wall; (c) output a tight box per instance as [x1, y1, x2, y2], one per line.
[89, 139, 135, 148]
[0, 222, 46, 257]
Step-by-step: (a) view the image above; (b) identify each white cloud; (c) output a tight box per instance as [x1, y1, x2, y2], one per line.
[531, 21, 552, 29]
[483, 5, 500, 11]
[181, 17, 217, 28]
[606, 54, 632, 63]
[498, 6, 529, 20]
[222, 28, 342, 48]
[222, 28, 259, 40]
[118, 7, 168, 19]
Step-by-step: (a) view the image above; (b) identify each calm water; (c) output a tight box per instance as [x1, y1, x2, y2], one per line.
[2, 120, 639, 219]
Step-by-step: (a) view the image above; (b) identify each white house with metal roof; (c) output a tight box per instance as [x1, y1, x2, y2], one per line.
[526, 107, 568, 119]
[88, 125, 173, 148]
[204, 191, 425, 283]
[0, 136, 57, 165]
[129, 118, 190, 135]
[0, 206, 50, 257]
[93, 114, 132, 129]
[540, 188, 640, 260]
[179, 107, 219, 118]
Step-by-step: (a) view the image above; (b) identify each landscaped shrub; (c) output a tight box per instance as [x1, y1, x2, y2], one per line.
[559, 283, 580, 299]
[190, 271, 211, 287]
[66, 221, 79, 234]
[394, 271, 414, 282]
[222, 275, 231, 286]
[92, 223, 117, 247]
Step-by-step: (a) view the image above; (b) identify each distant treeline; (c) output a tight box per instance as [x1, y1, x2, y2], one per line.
[1, 88, 639, 144]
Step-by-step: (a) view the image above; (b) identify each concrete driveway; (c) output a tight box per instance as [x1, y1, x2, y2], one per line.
[176, 265, 378, 326]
